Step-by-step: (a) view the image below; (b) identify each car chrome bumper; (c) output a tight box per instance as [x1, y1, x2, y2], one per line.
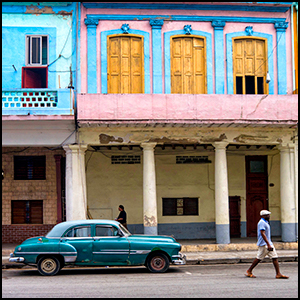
[9, 253, 25, 263]
[172, 252, 186, 265]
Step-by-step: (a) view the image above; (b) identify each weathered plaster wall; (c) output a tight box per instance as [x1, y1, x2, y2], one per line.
[2, 10, 73, 89]
[85, 145, 282, 237]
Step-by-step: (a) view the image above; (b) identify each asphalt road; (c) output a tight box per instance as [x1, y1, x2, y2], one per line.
[2, 263, 298, 298]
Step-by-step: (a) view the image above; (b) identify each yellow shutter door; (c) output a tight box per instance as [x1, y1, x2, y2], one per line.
[108, 37, 121, 93]
[130, 37, 143, 93]
[171, 37, 183, 93]
[108, 36, 143, 93]
[183, 38, 193, 94]
[171, 36, 206, 94]
[193, 37, 205, 94]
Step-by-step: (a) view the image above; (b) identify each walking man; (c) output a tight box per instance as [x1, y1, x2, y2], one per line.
[115, 205, 127, 229]
[245, 210, 289, 279]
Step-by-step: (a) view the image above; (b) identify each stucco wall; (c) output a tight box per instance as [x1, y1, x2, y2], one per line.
[85, 144, 282, 238]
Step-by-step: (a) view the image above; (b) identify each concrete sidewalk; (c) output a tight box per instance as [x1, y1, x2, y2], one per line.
[2, 238, 298, 269]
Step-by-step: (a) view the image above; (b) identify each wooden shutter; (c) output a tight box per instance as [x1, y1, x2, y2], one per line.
[233, 38, 267, 94]
[30, 200, 43, 224]
[171, 36, 206, 94]
[108, 35, 143, 93]
[12, 201, 27, 224]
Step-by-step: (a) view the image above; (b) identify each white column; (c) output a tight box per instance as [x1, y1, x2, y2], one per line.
[294, 137, 298, 239]
[141, 142, 158, 235]
[278, 144, 296, 242]
[63, 144, 88, 221]
[213, 142, 230, 244]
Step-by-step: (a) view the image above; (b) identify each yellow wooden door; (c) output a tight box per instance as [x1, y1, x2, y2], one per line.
[108, 35, 144, 93]
[171, 36, 206, 94]
[233, 38, 267, 94]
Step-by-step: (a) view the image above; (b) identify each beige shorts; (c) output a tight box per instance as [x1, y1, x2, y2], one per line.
[256, 245, 278, 260]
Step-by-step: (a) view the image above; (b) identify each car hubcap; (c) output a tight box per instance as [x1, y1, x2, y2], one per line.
[41, 258, 56, 274]
[151, 256, 165, 271]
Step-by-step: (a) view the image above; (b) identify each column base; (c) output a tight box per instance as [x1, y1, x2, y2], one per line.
[144, 226, 158, 236]
[216, 224, 230, 244]
[282, 223, 297, 242]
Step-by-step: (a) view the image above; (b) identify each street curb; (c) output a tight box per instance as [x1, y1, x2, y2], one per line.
[182, 242, 298, 252]
[186, 256, 298, 265]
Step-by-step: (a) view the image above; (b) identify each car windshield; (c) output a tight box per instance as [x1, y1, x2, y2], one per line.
[119, 224, 131, 236]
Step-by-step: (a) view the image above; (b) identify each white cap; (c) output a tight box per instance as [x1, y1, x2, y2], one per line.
[260, 210, 271, 216]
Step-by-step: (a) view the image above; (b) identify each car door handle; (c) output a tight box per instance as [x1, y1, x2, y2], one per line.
[93, 237, 101, 241]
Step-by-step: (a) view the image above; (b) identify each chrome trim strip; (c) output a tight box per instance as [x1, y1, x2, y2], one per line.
[15, 252, 76, 255]
[130, 250, 151, 254]
[93, 252, 129, 255]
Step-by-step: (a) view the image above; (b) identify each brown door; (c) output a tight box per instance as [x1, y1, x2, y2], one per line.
[246, 156, 268, 237]
[229, 196, 241, 238]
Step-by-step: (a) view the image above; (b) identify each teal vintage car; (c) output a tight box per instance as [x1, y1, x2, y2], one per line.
[9, 219, 186, 276]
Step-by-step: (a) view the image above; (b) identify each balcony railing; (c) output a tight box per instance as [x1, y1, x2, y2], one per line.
[2, 89, 74, 115]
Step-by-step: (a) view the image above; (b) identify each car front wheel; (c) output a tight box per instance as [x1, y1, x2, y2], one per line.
[37, 256, 60, 276]
[146, 253, 170, 273]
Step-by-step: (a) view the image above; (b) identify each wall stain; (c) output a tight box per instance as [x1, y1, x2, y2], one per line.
[144, 215, 157, 227]
[233, 134, 270, 143]
[99, 134, 123, 144]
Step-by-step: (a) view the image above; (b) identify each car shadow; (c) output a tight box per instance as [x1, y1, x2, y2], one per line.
[14, 266, 181, 276]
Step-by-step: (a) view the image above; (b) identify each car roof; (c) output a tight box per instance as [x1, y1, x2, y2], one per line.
[46, 219, 121, 237]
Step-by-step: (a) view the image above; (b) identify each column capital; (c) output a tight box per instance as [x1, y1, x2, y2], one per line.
[274, 21, 289, 32]
[63, 144, 88, 153]
[212, 141, 229, 149]
[141, 142, 157, 150]
[149, 19, 164, 29]
[277, 143, 294, 152]
[84, 18, 99, 27]
[211, 20, 226, 30]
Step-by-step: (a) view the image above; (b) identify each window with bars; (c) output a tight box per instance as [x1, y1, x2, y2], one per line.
[11, 200, 43, 224]
[162, 198, 199, 216]
[26, 35, 48, 66]
[14, 156, 46, 180]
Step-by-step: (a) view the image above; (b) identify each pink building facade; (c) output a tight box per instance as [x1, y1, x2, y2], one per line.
[73, 2, 298, 243]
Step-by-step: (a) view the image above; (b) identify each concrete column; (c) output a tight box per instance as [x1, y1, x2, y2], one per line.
[294, 136, 298, 239]
[278, 144, 296, 242]
[63, 144, 88, 221]
[213, 142, 230, 244]
[141, 142, 158, 235]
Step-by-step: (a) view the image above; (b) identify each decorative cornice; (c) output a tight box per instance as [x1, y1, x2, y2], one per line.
[82, 3, 292, 13]
[84, 18, 99, 27]
[211, 20, 226, 30]
[86, 14, 287, 24]
[274, 21, 289, 31]
[149, 19, 164, 29]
